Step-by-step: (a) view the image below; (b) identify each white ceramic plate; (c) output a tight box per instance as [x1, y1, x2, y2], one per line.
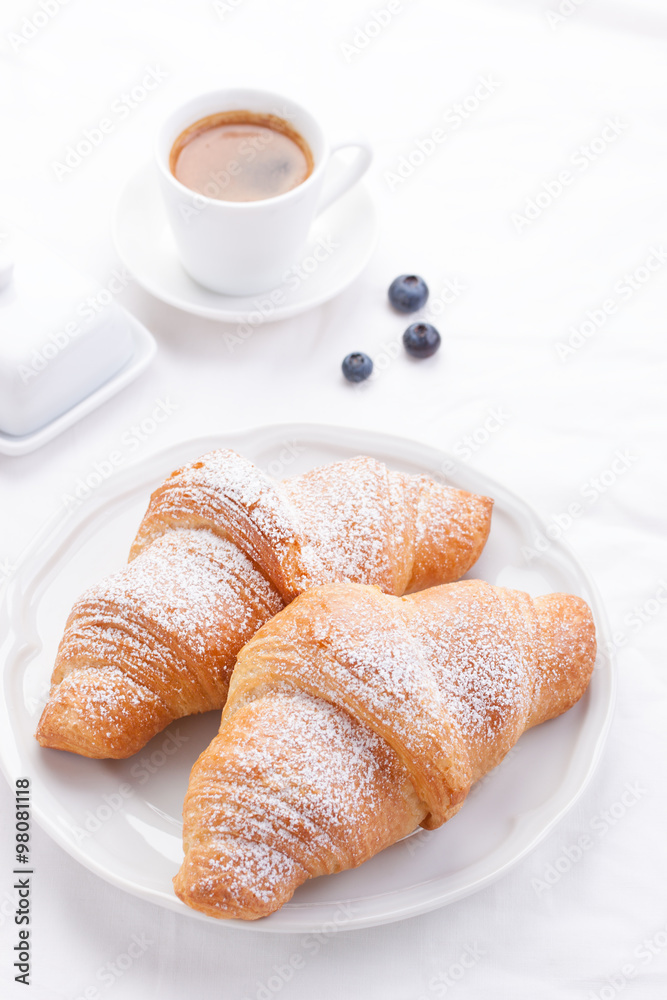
[113, 163, 378, 323]
[0, 312, 156, 456]
[0, 425, 615, 933]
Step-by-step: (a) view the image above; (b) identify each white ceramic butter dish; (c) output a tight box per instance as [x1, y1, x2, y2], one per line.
[0, 227, 156, 455]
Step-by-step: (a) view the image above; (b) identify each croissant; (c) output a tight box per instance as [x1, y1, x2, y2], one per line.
[36, 449, 492, 758]
[174, 579, 596, 920]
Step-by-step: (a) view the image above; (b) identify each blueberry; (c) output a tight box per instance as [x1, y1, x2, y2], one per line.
[342, 352, 373, 383]
[402, 322, 441, 359]
[388, 274, 429, 313]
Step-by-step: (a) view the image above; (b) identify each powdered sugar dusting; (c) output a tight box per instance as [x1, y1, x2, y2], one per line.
[175, 451, 301, 561]
[187, 688, 419, 900]
[416, 584, 536, 775]
[282, 457, 401, 590]
[184, 836, 301, 911]
[100, 529, 281, 657]
[54, 529, 284, 720]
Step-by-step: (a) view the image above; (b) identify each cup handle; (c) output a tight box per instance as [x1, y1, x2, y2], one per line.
[316, 140, 373, 216]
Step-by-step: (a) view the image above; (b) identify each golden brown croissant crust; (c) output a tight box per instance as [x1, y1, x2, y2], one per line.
[174, 580, 596, 920]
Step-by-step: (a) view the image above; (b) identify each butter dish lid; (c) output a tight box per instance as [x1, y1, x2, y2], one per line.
[0, 225, 138, 438]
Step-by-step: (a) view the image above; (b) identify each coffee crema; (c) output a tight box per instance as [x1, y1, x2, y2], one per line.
[169, 110, 314, 203]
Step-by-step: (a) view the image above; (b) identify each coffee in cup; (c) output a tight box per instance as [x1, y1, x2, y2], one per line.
[169, 111, 314, 203]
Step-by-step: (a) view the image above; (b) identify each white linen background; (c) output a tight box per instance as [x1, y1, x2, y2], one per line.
[1, 0, 666, 997]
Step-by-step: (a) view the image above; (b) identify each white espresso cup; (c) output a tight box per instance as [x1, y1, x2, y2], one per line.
[156, 88, 372, 296]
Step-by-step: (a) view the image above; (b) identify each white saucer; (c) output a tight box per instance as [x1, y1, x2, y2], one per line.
[113, 163, 378, 323]
[0, 312, 156, 457]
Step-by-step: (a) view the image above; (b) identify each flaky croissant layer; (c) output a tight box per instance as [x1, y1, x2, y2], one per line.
[174, 580, 596, 920]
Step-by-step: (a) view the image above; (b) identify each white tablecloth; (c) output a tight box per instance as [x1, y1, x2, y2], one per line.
[1, 0, 666, 996]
